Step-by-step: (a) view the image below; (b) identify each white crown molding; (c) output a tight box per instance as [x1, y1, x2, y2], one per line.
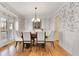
[0, 2, 25, 19]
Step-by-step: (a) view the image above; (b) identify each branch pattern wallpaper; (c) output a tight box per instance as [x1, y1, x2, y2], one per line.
[55, 2, 79, 32]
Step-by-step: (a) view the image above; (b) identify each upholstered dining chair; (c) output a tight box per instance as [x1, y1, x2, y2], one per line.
[15, 32, 22, 48]
[49, 31, 55, 48]
[23, 32, 32, 51]
[37, 31, 46, 48]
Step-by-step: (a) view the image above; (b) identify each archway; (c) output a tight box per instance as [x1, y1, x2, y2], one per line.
[54, 15, 61, 48]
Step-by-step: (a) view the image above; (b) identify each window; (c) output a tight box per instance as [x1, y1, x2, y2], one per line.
[0, 17, 7, 31]
[15, 21, 19, 31]
[9, 24, 13, 30]
[0, 17, 7, 40]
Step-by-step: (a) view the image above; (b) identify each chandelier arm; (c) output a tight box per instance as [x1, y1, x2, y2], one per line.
[35, 7, 37, 20]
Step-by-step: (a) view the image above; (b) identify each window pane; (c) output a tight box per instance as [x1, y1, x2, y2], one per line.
[0, 17, 7, 40]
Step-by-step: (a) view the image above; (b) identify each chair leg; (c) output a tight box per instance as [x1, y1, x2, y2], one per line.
[22, 43, 25, 52]
[44, 43, 46, 51]
[52, 41, 55, 49]
[30, 44, 32, 52]
[15, 41, 17, 48]
[22, 44, 24, 52]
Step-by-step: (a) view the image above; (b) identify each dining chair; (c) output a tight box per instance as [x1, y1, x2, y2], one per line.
[49, 31, 55, 48]
[14, 32, 22, 48]
[23, 32, 32, 51]
[37, 31, 46, 48]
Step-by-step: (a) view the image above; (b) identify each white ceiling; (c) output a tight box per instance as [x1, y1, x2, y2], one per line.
[6, 2, 64, 18]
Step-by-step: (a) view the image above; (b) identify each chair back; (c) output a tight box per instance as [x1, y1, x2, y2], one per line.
[37, 32, 45, 43]
[49, 31, 55, 41]
[23, 32, 31, 43]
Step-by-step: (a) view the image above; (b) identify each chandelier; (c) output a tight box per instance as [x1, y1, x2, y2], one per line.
[32, 7, 40, 22]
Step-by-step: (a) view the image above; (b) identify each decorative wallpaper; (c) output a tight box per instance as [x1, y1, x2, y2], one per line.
[55, 2, 79, 32]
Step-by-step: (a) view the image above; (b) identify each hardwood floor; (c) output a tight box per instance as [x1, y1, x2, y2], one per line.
[0, 40, 71, 56]
[15, 41, 71, 56]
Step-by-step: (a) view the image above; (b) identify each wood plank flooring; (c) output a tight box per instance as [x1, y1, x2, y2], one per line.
[15, 41, 71, 56]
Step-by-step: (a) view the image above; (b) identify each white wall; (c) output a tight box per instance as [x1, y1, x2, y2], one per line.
[18, 17, 25, 32]
[59, 31, 79, 56]
[25, 16, 55, 41]
[53, 2, 79, 55]
[25, 16, 32, 32]
[25, 16, 51, 32]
